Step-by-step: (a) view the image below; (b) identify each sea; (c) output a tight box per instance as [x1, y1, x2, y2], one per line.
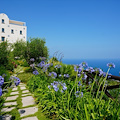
[62, 59, 120, 76]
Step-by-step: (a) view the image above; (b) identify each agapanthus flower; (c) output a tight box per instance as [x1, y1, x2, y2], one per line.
[37, 61, 45, 68]
[81, 62, 88, 68]
[86, 67, 95, 73]
[75, 91, 83, 98]
[13, 77, 21, 86]
[0, 87, 2, 96]
[59, 74, 62, 77]
[33, 70, 39, 75]
[42, 63, 51, 72]
[107, 73, 112, 79]
[0, 76, 4, 86]
[39, 57, 46, 61]
[49, 72, 57, 79]
[82, 74, 87, 80]
[30, 58, 35, 62]
[64, 74, 69, 78]
[30, 64, 35, 68]
[95, 68, 103, 75]
[54, 65, 61, 68]
[107, 63, 115, 68]
[74, 65, 83, 73]
[49, 81, 67, 92]
[100, 72, 106, 77]
[78, 81, 82, 86]
[78, 74, 81, 77]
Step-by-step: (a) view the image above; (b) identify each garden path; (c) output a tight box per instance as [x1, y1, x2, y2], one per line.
[1, 83, 39, 120]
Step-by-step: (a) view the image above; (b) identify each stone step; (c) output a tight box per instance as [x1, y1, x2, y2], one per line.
[19, 106, 38, 117]
[22, 96, 35, 107]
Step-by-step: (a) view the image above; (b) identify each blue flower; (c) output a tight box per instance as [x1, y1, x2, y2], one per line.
[81, 62, 88, 68]
[64, 74, 69, 78]
[86, 67, 95, 73]
[107, 63, 115, 68]
[13, 77, 20, 86]
[48, 85, 51, 89]
[95, 68, 103, 74]
[39, 57, 46, 61]
[30, 58, 35, 62]
[49, 72, 57, 79]
[49, 81, 67, 92]
[75, 91, 83, 98]
[78, 81, 82, 86]
[30, 64, 35, 68]
[59, 74, 62, 77]
[0, 87, 2, 96]
[33, 70, 39, 75]
[37, 61, 45, 68]
[78, 74, 81, 77]
[0, 76, 4, 86]
[55, 65, 61, 68]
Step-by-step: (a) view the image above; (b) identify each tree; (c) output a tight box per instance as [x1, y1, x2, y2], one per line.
[12, 39, 27, 58]
[24, 38, 49, 63]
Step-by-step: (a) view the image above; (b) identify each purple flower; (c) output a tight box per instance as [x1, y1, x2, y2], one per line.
[86, 67, 95, 73]
[64, 74, 69, 78]
[13, 77, 20, 86]
[107, 73, 112, 78]
[78, 67, 82, 73]
[48, 85, 51, 89]
[30, 64, 35, 68]
[0, 87, 2, 96]
[95, 68, 103, 74]
[81, 62, 88, 68]
[33, 70, 39, 75]
[107, 63, 115, 68]
[75, 91, 83, 98]
[59, 74, 62, 77]
[37, 61, 45, 68]
[0, 76, 4, 86]
[74, 65, 77, 71]
[30, 58, 35, 62]
[39, 57, 46, 61]
[78, 81, 82, 86]
[49, 72, 57, 79]
[78, 74, 81, 77]
[50, 81, 67, 92]
[55, 65, 61, 68]
[82, 74, 87, 80]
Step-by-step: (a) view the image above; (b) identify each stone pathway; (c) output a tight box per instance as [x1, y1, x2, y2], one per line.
[0, 83, 38, 120]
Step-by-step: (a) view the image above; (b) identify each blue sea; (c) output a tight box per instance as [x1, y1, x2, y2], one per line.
[62, 59, 120, 76]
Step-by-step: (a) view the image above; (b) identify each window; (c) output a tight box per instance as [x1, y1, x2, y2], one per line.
[20, 30, 22, 35]
[11, 29, 14, 34]
[2, 19, 4, 23]
[1, 37, 5, 41]
[2, 28, 5, 33]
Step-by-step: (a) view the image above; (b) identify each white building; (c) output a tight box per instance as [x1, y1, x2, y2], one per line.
[0, 13, 27, 43]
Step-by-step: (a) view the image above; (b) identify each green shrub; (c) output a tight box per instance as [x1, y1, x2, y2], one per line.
[24, 38, 49, 63]
[0, 41, 10, 67]
[0, 66, 10, 83]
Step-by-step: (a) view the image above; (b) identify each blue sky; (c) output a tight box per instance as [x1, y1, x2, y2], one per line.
[1, 0, 120, 59]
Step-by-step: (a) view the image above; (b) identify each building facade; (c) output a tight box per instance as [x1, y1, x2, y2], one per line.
[0, 13, 27, 43]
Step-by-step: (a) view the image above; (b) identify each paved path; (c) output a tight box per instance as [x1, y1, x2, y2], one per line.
[0, 83, 38, 120]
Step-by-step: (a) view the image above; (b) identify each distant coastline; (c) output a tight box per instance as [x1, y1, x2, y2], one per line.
[62, 58, 120, 76]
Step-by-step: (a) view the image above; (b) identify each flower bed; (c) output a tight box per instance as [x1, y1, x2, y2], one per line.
[27, 59, 120, 119]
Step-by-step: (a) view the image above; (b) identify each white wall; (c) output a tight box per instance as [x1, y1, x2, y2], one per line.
[0, 13, 27, 43]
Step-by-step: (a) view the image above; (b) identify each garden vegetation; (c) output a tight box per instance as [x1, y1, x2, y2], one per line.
[0, 38, 120, 120]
